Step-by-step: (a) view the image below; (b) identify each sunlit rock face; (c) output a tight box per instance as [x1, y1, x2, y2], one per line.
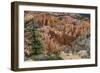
[24, 11, 90, 60]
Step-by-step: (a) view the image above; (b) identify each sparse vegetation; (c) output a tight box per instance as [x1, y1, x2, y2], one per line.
[24, 11, 90, 61]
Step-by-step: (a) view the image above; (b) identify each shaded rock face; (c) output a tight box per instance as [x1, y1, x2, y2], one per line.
[32, 54, 48, 61]
[24, 11, 90, 60]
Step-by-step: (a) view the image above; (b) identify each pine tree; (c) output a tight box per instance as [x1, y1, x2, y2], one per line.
[25, 20, 43, 55]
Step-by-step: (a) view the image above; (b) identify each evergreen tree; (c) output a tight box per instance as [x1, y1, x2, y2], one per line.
[25, 20, 43, 55]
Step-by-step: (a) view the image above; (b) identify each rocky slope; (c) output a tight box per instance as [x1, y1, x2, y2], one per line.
[24, 11, 90, 61]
